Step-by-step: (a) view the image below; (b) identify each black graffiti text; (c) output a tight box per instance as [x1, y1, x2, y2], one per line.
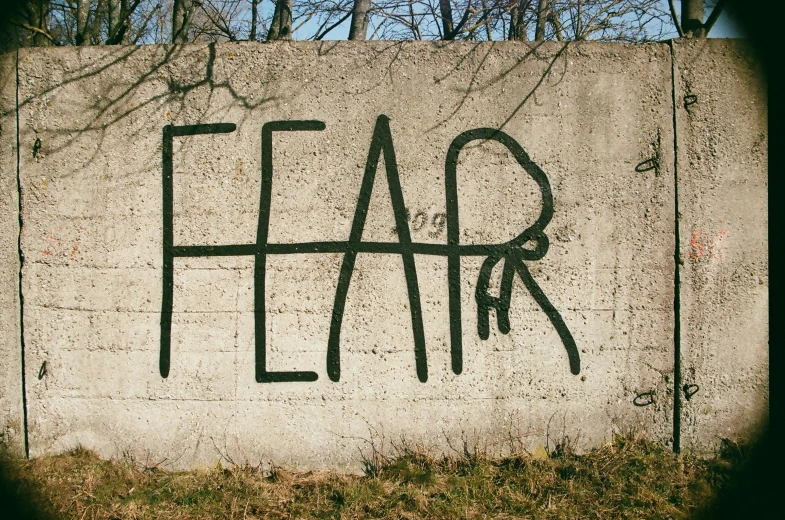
[160, 115, 580, 383]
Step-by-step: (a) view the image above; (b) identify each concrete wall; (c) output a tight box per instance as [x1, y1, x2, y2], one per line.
[674, 40, 768, 453]
[0, 51, 24, 456]
[0, 40, 766, 470]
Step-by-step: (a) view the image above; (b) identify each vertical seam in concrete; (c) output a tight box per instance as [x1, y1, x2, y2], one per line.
[15, 50, 29, 459]
[669, 40, 682, 454]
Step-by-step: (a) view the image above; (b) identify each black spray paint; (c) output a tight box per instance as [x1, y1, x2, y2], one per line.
[160, 115, 580, 382]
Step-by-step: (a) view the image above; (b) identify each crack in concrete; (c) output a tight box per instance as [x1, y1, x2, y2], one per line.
[16, 49, 30, 459]
[669, 40, 683, 454]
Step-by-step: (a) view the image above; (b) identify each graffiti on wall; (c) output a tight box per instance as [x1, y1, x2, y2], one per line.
[160, 115, 580, 383]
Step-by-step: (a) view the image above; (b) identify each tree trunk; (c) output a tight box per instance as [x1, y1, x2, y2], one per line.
[548, 11, 563, 41]
[348, 0, 371, 40]
[575, 0, 582, 39]
[26, 0, 52, 46]
[120, 0, 131, 42]
[534, 0, 548, 41]
[681, 0, 705, 37]
[267, 0, 293, 40]
[108, 0, 120, 39]
[268, 0, 281, 39]
[172, 0, 198, 43]
[250, 0, 259, 40]
[107, 0, 134, 44]
[439, 0, 454, 39]
[92, 0, 104, 44]
[508, 1, 528, 41]
[75, 0, 90, 45]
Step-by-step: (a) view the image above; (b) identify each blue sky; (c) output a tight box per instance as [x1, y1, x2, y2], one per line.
[282, 1, 744, 41]
[707, 10, 743, 37]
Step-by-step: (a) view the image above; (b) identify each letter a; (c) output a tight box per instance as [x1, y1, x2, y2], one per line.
[326, 115, 428, 382]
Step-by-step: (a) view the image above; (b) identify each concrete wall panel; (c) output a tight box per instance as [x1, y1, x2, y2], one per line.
[15, 41, 679, 470]
[673, 39, 768, 452]
[0, 51, 24, 455]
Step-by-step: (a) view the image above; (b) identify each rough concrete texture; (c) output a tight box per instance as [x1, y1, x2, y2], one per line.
[11, 41, 679, 471]
[0, 51, 24, 456]
[673, 40, 768, 452]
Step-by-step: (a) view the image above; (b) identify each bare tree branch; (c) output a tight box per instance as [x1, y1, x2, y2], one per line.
[704, 0, 726, 34]
[535, 0, 548, 40]
[668, 0, 684, 36]
[13, 20, 59, 44]
[313, 9, 352, 39]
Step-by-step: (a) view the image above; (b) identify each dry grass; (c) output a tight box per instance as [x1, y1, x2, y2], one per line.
[0, 433, 745, 519]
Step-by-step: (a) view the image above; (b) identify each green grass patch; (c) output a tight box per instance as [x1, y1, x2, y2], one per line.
[0, 433, 746, 519]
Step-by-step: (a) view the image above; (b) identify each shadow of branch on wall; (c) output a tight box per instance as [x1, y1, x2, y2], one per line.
[426, 41, 570, 134]
[11, 38, 580, 187]
[16, 42, 283, 181]
[11, 39, 577, 213]
[309, 39, 573, 138]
